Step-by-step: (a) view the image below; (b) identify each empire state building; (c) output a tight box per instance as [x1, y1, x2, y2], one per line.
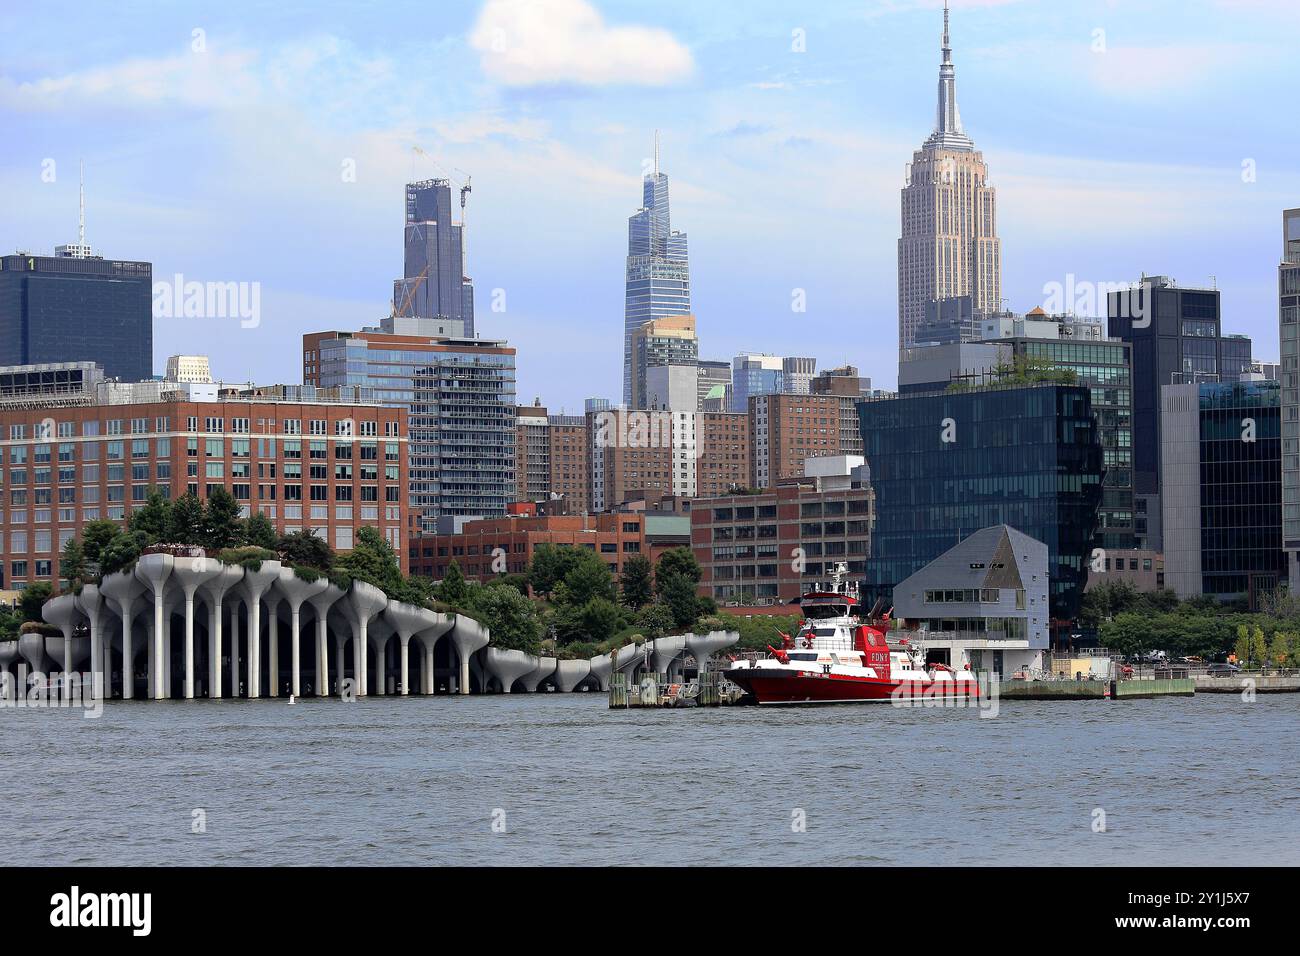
[897, 3, 1001, 350]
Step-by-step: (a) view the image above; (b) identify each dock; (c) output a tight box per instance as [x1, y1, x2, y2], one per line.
[608, 671, 748, 708]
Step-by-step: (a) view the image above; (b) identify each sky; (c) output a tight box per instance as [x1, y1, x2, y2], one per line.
[2, 0, 1298, 410]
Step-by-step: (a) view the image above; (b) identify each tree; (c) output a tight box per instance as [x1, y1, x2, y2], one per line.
[619, 555, 654, 609]
[472, 583, 544, 654]
[81, 520, 123, 570]
[1251, 626, 1268, 668]
[635, 602, 674, 640]
[166, 492, 206, 545]
[659, 572, 704, 630]
[276, 530, 334, 570]
[244, 512, 278, 550]
[559, 549, 616, 606]
[436, 560, 473, 608]
[100, 530, 147, 577]
[59, 538, 88, 588]
[654, 547, 702, 595]
[18, 582, 53, 622]
[554, 596, 622, 645]
[528, 543, 582, 597]
[1269, 631, 1291, 669]
[128, 488, 172, 545]
[203, 487, 244, 550]
[338, 526, 404, 594]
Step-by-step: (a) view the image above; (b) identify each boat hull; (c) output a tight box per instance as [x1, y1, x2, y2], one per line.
[728, 668, 980, 705]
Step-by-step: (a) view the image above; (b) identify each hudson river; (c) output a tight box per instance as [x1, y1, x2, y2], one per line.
[6, 693, 1299, 866]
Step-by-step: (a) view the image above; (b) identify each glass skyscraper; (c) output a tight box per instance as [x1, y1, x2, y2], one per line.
[1161, 380, 1282, 606]
[624, 142, 690, 406]
[858, 384, 1104, 626]
[0, 253, 152, 381]
[1278, 209, 1300, 590]
[392, 179, 475, 337]
[1108, 275, 1252, 551]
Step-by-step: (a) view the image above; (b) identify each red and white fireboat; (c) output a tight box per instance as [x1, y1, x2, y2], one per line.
[725, 565, 980, 705]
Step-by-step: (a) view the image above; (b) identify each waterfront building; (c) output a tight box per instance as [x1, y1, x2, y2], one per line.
[897, 5, 1000, 350]
[858, 383, 1104, 627]
[1278, 209, 1300, 589]
[392, 179, 474, 337]
[0, 388, 408, 590]
[1084, 549, 1164, 593]
[892, 524, 1048, 675]
[1160, 380, 1283, 607]
[624, 138, 690, 406]
[587, 407, 748, 512]
[629, 313, 697, 409]
[690, 464, 874, 605]
[303, 324, 516, 530]
[408, 511, 689, 582]
[750, 392, 853, 489]
[1108, 275, 1254, 551]
[513, 403, 589, 512]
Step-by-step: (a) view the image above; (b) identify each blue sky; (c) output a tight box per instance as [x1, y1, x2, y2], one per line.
[2, 0, 1298, 409]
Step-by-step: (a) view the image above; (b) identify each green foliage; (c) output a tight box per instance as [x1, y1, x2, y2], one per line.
[635, 601, 674, 640]
[59, 537, 88, 589]
[618, 554, 654, 609]
[18, 582, 54, 622]
[713, 612, 802, 652]
[436, 560, 473, 608]
[946, 354, 1079, 392]
[654, 547, 702, 592]
[216, 546, 277, 571]
[100, 530, 147, 577]
[553, 596, 623, 645]
[244, 511, 278, 550]
[202, 487, 244, 551]
[471, 583, 544, 654]
[128, 488, 172, 545]
[658, 572, 703, 630]
[276, 530, 334, 571]
[527, 543, 586, 597]
[557, 549, 616, 606]
[80, 520, 122, 570]
[337, 526, 404, 597]
[166, 492, 206, 545]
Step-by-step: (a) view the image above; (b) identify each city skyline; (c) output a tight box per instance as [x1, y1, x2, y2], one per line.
[1, 0, 1297, 411]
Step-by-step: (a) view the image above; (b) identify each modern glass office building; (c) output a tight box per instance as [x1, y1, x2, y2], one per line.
[1108, 276, 1253, 551]
[392, 179, 474, 337]
[1278, 209, 1300, 590]
[304, 329, 515, 530]
[858, 384, 1104, 625]
[624, 150, 690, 406]
[0, 253, 152, 381]
[1161, 380, 1282, 606]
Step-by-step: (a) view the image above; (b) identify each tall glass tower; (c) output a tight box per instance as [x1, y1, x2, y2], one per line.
[393, 179, 475, 337]
[624, 134, 690, 406]
[1279, 208, 1300, 588]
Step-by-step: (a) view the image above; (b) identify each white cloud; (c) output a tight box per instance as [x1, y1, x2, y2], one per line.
[470, 0, 693, 87]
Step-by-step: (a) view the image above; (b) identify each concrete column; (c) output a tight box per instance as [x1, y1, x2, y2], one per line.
[291, 606, 301, 697]
[267, 607, 279, 697]
[423, 644, 435, 694]
[334, 635, 346, 694]
[230, 605, 241, 698]
[354, 622, 368, 697]
[183, 596, 196, 699]
[163, 615, 173, 698]
[246, 600, 260, 699]
[400, 636, 410, 696]
[209, 601, 223, 699]
[319, 618, 332, 696]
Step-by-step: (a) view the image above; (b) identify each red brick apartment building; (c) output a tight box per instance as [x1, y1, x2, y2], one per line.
[0, 397, 408, 588]
[691, 482, 875, 605]
[409, 512, 690, 582]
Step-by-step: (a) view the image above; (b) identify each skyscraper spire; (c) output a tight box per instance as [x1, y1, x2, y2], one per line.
[926, 0, 973, 151]
[78, 159, 85, 246]
[653, 129, 660, 177]
[56, 158, 94, 258]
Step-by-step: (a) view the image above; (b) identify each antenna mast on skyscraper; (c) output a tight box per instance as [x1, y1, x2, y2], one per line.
[78, 160, 86, 245]
[654, 129, 660, 177]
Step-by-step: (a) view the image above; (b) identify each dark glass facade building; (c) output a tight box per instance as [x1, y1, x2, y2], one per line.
[392, 179, 474, 337]
[0, 254, 152, 381]
[858, 384, 1104, 624]
[1108, 276, 1252, 551]
[1161, 380, 1282, 606]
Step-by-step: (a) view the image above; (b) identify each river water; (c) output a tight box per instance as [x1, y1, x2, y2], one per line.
[4, 692, 1297, 866]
